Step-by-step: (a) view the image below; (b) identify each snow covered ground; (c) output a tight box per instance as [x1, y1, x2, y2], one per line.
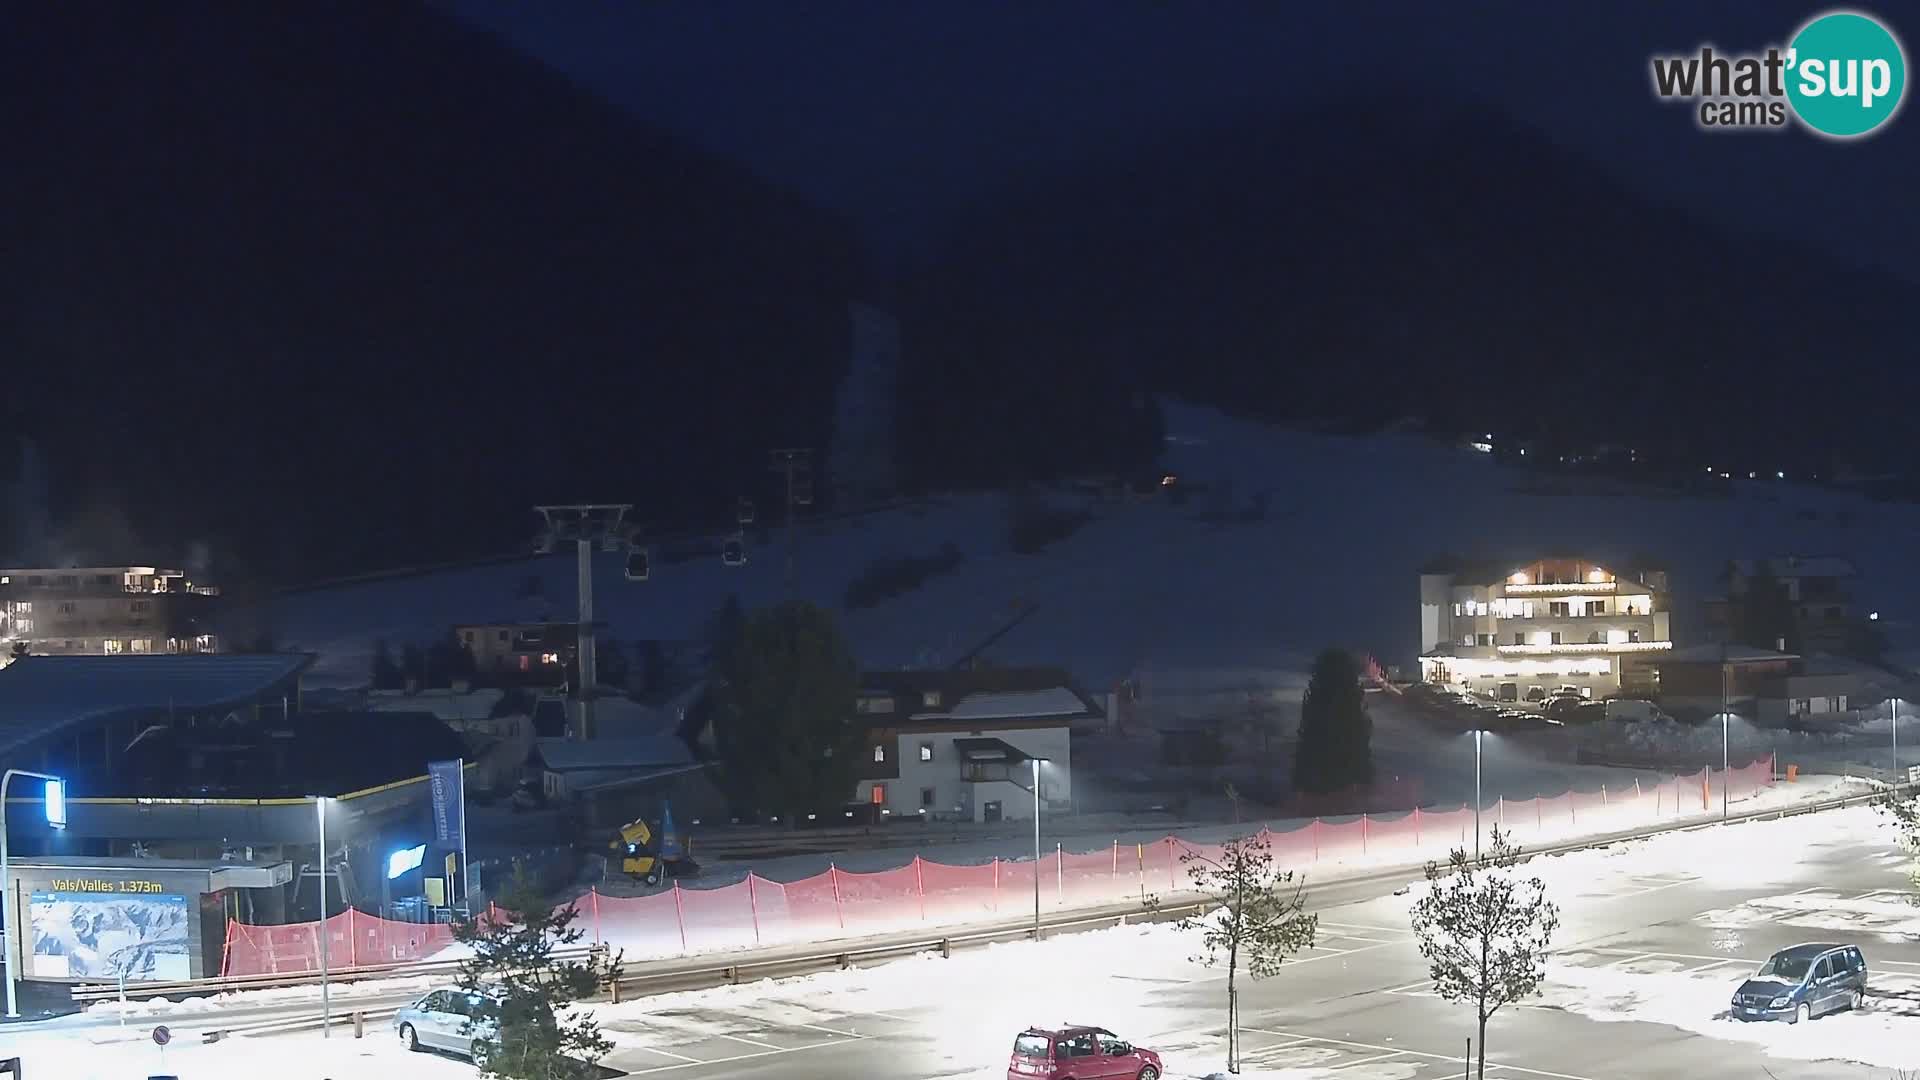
[17, 800, 1919, 1078]
[1543, 957, 1920, 1072]
[260, 400, 1920, 695]
[0, 1024, 480, 1080]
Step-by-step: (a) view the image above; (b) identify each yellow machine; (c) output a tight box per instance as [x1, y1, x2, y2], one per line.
[611, 802, 697, 886]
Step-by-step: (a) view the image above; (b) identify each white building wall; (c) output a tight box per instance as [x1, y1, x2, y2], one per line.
[1419, 573, 1454, 654]
[860, 726, 1072, 823]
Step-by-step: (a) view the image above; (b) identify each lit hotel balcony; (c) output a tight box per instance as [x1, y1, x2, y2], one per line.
[1495, 639, 1673, 656]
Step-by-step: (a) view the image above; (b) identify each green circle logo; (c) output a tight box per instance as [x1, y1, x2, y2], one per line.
[1786, 10, 1907, 138]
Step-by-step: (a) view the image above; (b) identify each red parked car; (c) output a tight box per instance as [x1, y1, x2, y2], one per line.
[1008, 1026, 1162, 1080]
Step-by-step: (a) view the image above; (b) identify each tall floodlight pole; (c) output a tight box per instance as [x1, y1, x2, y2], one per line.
[1032, 757, 1043, 939]
[1893, 695, 1902, 796]
[535, 504, 632, 741]
[1728, 653, 1743, 818]
[1, 769, 64, 1019]
[1473, 730, 1484, 860]
[315, 795, 331, 1036]
[770, 449, 813, 598]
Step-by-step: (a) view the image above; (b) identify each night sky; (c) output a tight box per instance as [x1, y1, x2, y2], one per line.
[451, 0, 1917, 278]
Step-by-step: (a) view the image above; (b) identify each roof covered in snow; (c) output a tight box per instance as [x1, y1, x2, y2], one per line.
[1729, 555, 1858, 580]
[532, 735, 694, 772]
[0, 653, 315, 757]
[1659, 644, 1798, 664]
[856, 668, 1100, 726]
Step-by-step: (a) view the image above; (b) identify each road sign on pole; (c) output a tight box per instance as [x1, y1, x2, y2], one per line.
[152, 1025, 172, 1046]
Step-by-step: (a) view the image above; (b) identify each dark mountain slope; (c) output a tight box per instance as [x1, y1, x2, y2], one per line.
[901, 95, 1913, 486]
[2, 3, 861, 580]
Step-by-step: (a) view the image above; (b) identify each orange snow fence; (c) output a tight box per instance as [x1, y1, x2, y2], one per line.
[221, 756, 1780, 976]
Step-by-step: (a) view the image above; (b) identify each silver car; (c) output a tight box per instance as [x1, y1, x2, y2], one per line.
[395, 987, 498, 1060]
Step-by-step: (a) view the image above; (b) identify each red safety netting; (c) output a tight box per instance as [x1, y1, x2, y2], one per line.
[220, 752, 1791, 975]
[222, 909, 455, 976]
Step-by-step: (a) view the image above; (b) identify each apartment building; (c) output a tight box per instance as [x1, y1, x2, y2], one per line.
[1703, 555, 1862, 655]
[1418, 556, 1672, 698]
[851, 668, 1096, 823]
[0, 566, 219, 662]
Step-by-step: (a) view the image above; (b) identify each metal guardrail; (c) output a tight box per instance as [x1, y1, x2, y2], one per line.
[601, 782, 1896, 1001]
[604, 899, 1219, 1002]
[74, 782, 1895, 1015]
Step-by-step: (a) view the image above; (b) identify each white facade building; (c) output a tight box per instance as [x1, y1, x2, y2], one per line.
[851, 672, 1094, 823]
[1418, 557, 1673, 698]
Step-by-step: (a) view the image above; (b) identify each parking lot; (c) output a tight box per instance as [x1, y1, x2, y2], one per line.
[383, 808, 1920, 1079]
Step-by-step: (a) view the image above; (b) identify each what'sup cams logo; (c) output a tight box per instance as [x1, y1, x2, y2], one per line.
[1650, 9, 1907, 138]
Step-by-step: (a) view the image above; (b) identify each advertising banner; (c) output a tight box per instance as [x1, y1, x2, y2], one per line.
[29, 891, 192, 981]
[428, 759, 465, 846]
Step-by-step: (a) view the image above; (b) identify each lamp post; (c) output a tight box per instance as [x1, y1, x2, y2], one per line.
[1031, 758, 1043, 939]
[1728, 653, 1743, 818]
[1728, 711, 1743, 818]
[1, 769, 65, 1019]
[1893, 695, 1902, 796]
[1473, 730, 1482, 862]
[314, 795, 332, 1037]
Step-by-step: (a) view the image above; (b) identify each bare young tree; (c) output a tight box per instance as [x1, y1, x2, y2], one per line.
[1408, 826, 1560, 1080]
[1179, 830, 1318, 1074]
[1880, 789, 1920, 893]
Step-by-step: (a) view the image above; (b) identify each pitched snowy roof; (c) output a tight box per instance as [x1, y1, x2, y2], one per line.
[0, 653, 314, 758]
[532, 736, 693, 772]
[1666, 641, 1797, 661]
[1729, 556, 1857, 580]
[857, 668, 1101, 726]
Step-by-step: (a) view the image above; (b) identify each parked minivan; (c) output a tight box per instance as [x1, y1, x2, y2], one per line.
[1731, 944, 1867, 1023]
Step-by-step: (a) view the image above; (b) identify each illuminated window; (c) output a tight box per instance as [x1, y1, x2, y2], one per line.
[919, 743, 933, 762]
[873, 744, 887, 763]
[921, 691, 941, 708]
[130, 639, 151, 654]
[103, 638, 123, 654]
[871, 784, 887, 805]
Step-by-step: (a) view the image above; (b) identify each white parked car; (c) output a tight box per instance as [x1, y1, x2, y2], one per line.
[394, 987, 499, 1061]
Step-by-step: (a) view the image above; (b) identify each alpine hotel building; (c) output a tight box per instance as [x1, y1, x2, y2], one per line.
[1419, 557, 1672, 699]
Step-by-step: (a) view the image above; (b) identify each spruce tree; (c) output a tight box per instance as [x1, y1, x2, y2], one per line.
[450, 870, 616, 1080]
[1292, 648, 1373, 794]
[711, 601, 860, 821]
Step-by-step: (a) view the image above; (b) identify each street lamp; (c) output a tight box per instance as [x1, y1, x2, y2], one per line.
[1893, 695, 1902, 797]
[1, 769, 66, 1019]
[1728, 711, 1743, 818]
[1030, 756, 1049, 940]
[1472, 730, 1482, 862]
[314, 795, 332, 1037]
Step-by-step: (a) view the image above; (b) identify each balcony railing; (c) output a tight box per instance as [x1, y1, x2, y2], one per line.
[1497, 611, 1656, 623]
[1496, 640, 1673, 655]
[1501, 581, 1618, 595]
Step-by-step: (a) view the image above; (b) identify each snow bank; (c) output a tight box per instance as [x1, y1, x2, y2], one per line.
[0, 1027, 475, 1080]
[1543, 960, 1920, 1071]
[83, 973, 439, 1018]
